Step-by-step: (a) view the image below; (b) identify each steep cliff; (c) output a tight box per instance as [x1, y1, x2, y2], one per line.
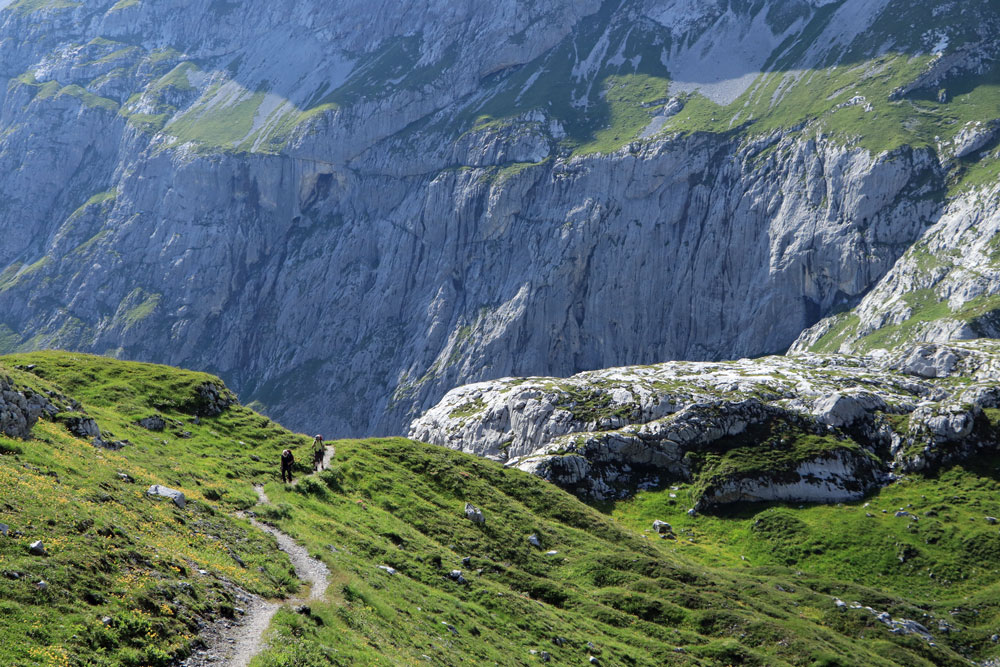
[1, 0, 997, 435]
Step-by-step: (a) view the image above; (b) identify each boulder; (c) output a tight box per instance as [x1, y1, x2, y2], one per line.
[137, 415, 166, 431]
[652, 520, 672, 535]
[464, 502, 485, 524]
[528, 534, 542, 547]
[62, 415, 101, 440]
[28, 540, 47, 556]
[0, 523, 8, 537]
[896, 345, 959, 379]
[813, 392, 885, 427]
[447, 570, 465, 584]
[377, 565, 397, 575]
[1, 377, 58, 438]
[95, 439, 130, 451]
[147, 484, 186, 508]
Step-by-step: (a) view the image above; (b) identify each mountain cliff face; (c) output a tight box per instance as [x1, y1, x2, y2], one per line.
[1, 0, 998, 436]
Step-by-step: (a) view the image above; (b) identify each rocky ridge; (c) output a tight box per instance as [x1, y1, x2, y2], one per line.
[411, 340, 1000, 507]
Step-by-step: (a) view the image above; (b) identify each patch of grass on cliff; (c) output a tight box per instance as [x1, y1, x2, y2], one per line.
[853, 291, 1000, 352]
[809, 313, 862, 353]
[7, 0, 81, 14]
[552, 384, 636, 425]
[165, 87, 267, 150]
[447, 397, 485, 419]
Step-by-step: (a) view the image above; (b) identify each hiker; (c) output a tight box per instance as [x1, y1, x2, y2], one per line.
[280, 448, 294, 483]
[312, 434, 325, 472]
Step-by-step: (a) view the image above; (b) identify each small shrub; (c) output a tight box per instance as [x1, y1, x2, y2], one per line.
[0, 441, 23, 455]
[318, 468, 342, 492]
[258, 503, 293, 522]
[294, 477, 327, 498]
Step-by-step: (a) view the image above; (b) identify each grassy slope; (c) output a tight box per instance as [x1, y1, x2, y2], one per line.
[1, 352, 996, 666]
[609, 454, 1000, 665]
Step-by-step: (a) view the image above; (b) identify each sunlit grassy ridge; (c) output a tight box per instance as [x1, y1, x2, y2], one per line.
[2, 352, 1000, 665]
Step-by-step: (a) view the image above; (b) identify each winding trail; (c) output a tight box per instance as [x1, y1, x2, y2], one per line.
[180, 447, 334, 667]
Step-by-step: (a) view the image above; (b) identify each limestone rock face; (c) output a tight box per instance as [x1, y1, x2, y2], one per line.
[412, 340, 1000, 506]
[0, 0, 996, 438]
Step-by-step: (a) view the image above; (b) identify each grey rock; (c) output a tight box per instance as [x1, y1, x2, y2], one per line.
[137, 415, 166, 431]
[896, 345, 961, 379]
[814, 392, 886, 427]
[0, 377, 58, 439]
[147, 484, 186, 508]
[62, 416, 102, 440]
[949, 120, 1000, 160]
[652, 520, 672, 534]
[463, 502, 485, 524]
[986, 516, 998, 525]
[0, 523, 8, 537]
[95, 439, 130, 451]
[36, 580, 48, 591]
[117, 473, 134, 483]
[447, 570, 465, 584]
[28, 540, 47, 556]
[527, 534, 542, 548]
[378, 565, 397, 575]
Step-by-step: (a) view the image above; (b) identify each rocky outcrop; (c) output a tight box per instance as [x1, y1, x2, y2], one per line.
[0, 376, 59, 439]
[695, 449, 883, 509]
[187, 383, 236, 418]
[412, 340, 1000, 506]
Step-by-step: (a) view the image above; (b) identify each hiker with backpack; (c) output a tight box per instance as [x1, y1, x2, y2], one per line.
[312, 434, 325, 472]
[280, 448, 295, 483]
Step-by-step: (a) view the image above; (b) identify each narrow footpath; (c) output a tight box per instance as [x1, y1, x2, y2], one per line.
[180, 447, 334, 667]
